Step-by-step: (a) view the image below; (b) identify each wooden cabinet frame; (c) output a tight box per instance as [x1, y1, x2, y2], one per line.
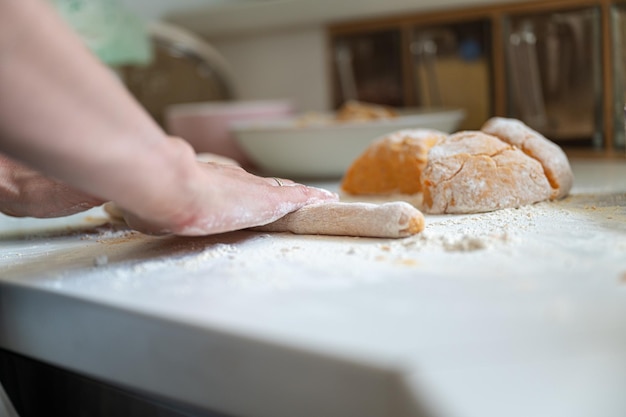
[328, 0, 626, 153]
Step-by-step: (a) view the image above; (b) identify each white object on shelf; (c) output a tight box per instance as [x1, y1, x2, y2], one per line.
[232, 107, 465, 178]
[165, 99, 294, 165]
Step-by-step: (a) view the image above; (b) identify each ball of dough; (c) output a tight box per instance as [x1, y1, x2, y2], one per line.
[481, 117, 573, 199]
[421, 131, 552, 214]
[341, 129, 446, 195]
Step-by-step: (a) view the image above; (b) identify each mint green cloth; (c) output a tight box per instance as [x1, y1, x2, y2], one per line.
[51, 0, 152, 66]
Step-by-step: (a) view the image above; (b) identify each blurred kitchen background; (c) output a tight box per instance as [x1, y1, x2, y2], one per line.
[74, 0, 626, 155]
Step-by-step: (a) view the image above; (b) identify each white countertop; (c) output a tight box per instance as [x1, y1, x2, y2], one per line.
[1, 159, 626, 417]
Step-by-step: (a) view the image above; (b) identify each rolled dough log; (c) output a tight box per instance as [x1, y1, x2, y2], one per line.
[105, 201, 424, 238]
[252, 201, 424, 238]
[104, 153, 424, 238]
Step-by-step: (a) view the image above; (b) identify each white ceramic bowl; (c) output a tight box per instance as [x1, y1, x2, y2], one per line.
[232, 107, 465, 179]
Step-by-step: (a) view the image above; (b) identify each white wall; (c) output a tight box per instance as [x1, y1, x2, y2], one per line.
[120, 0, 330, 112]
[120, 0, 247, 20]
[210, 27, 331, 112]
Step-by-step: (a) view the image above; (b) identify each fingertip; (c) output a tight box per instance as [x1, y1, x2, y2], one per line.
[299, 184, 339, 203]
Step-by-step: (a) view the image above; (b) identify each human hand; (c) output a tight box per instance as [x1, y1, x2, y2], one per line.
[0, 154, 105, 218]
[114, 157, 339, 236]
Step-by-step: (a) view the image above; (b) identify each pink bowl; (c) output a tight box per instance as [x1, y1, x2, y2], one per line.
[165, 100, 294, 166]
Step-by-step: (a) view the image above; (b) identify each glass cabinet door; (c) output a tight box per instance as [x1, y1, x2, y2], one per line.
[505, 8, 602, 146]
[411, 20, 492, 130]
[611, 3, 626, 150]
[331, 30, 405, 108]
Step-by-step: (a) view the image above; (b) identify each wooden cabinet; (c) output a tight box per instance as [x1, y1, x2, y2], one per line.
[331, 29, 405, 107]
[410, 20, 493, 130]
[328, 0, 626, 153]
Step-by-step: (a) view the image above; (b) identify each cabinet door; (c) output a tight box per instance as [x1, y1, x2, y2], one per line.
[411, 20, 492, 130]
[505, 7, 602, 145]
[331, 30, 405, 108]
[611, 3, 626, 150]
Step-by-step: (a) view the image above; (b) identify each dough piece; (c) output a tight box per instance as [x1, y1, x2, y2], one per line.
[103, 201, 124, 221]
[253, 201, 424, 238]
[341, 129, 446, 196]
[105, 200, 424, 239]
[421, 131, 552, 214]
[481, 117, 573, 199]
[335, 100, 398, 122]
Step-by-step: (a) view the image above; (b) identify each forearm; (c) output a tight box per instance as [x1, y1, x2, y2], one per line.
[0, 0, 338, 235]
[0, 0, 197, 222]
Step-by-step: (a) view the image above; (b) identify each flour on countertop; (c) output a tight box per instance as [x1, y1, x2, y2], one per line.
[346, 192, 625, 257]
[94, 192, 626, 271]
[10, 192, 623, 299]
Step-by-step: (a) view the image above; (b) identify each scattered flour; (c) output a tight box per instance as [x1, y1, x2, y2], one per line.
[93, 255, 108, 267]
[34, 192, 624, 294]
